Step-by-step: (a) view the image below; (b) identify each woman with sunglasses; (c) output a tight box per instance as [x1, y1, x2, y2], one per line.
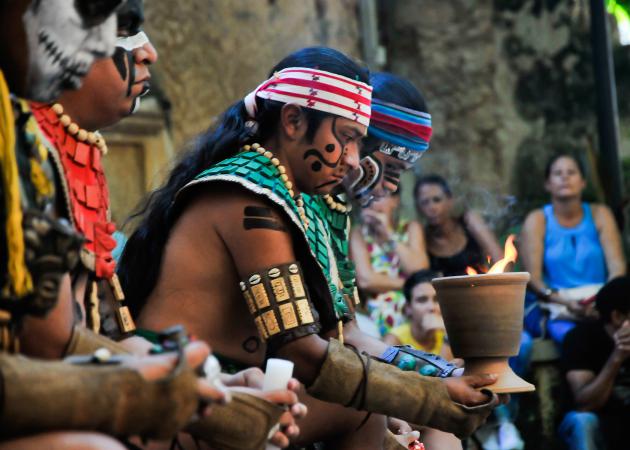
[414, 175, 503, 277]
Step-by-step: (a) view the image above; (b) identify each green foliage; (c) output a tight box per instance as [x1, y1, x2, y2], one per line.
[608, 0, 630, 24]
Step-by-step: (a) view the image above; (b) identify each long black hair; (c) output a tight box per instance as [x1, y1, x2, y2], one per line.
[371, 72, 428, 111]
[117, 47, 369, 316]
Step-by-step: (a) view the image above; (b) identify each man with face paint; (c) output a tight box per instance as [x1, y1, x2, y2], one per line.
[0, 1, 236, 448]
[17, 3, 308, 448]
[294, 72, 505, 448]
[23, 0, 158, 354]
[119, 48, 500, 449]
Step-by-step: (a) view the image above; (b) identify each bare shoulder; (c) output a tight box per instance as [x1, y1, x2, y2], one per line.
[590, 203, 615, 223]
[406, 219, 424, 233]
[180, 182, 290, 232]
[463, 210, 486, 228]
[522, 208, 545, 230]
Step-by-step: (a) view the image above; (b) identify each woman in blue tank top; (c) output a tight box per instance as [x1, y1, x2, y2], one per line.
[520, 153, 626, 344]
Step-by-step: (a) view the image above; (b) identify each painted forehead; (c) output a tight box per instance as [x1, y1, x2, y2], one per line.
[73, 0, 125, 26]
[116, 0, 145, 34]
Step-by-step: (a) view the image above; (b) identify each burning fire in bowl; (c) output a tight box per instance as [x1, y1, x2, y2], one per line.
[432, 235, 535, 394]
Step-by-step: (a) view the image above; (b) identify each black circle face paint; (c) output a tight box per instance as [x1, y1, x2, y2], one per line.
[325, 144, 336, 153]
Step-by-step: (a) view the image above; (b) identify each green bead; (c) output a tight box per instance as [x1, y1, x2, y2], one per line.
[397, 355, 416, 371]
[419, 365, 439, 377]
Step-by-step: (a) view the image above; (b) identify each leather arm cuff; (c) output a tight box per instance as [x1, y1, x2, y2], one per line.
[0, 351, 198, 439]
[186, 391, 284, 450]
[307, 339, 497, 439]
[64, 324, 128, 356]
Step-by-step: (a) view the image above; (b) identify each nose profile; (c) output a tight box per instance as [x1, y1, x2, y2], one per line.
[135, 40, 158, 65]
[343, 143, 360, 172]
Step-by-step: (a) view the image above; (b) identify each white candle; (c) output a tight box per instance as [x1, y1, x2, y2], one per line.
[263, 358, 294, 450]
[263, 358, 294, 392]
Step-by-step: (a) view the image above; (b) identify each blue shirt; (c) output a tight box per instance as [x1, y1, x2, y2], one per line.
[543, 203, 607, 289]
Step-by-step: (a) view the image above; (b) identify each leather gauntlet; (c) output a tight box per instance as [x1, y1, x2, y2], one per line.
[64, 324, 128, 356]
[307, 339, 497, 439]
[0, 351, 198, 440]
[186, 391, 284, 450]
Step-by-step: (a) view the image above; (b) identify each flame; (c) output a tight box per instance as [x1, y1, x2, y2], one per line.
[487, 234, 518, 274]
[466, 266, 478, 275]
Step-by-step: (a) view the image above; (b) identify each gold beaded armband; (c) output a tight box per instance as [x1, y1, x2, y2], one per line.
[240, 262, 321, 349]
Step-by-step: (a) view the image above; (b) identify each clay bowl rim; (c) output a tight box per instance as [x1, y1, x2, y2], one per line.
[432, 272, 531, 288]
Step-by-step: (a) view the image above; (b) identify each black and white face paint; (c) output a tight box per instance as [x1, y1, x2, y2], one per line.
[346, 155, 383, 208]
[113, 31, 150, 114]
[22, 0, 122, 102]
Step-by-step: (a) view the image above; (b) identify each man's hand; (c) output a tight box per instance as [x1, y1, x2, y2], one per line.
[613, 320, 630, 363]
[442, 374, 499, 406]
[388, 417, 421, 445]
[361, 210, 392, 242]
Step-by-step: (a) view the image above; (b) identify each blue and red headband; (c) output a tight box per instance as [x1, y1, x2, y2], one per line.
[368, 98, 432, 160]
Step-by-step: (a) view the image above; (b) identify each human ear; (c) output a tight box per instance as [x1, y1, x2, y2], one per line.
[280, 104, 307, 141]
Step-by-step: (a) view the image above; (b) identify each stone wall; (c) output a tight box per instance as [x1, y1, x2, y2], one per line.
[383, 0, 604, 230]
[144, 0, 362, 148]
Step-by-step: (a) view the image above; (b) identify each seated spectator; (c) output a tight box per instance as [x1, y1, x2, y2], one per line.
[351, 190, 428, 336]
[560, 276, 630, 450]
[384, 269, 453, 360]
[414, 175, 503, 276]
[520, 153, 626, 345]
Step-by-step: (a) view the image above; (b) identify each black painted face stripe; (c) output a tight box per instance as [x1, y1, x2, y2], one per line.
[112, 47, 128, 81]
[125, 50, 135, 97]
[383, 176, 400, 185]
[243, 218, 287, 232]
[244, 206, 274, 218]
[303, 149, 339, 168]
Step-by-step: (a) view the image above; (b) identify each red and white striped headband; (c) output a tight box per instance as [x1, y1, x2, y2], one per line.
[244, 67, 373, 127]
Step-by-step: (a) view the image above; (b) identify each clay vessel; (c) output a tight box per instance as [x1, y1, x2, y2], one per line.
[432, 272, 535, 393]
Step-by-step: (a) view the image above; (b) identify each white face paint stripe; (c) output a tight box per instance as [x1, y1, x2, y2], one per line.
[116, 31, 149, 51]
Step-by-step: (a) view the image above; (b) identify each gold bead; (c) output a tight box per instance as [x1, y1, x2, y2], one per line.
[67, 123, 80, 135]
[251, 143, 260, 149]
[257, 148, 265, 154]
[263, 151, 273, 159]
[288, 189, 294, 197]
[278, 166, 286, 174]
[59, 114, 71, 127]
[285, 181, 293, 190]
[297, 206, 305, 216]
[87, 132, 97, 144]
[100, 145, 108, 155]
[271, 158, 280, 166]
[52, 103, 64, 115]
[339, 206, 347, 213]
[296, 198, 304, 206]
[77, 129, 88, 141]
[243, 144, 251, 151]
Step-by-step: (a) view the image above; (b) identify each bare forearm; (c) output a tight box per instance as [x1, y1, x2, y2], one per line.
[357, 272, 404, 295]
[344, 319, 389, 357]
[395, 243, 428, 274]
[276, 335, 329, 386]
[574, 355, 624, 411]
